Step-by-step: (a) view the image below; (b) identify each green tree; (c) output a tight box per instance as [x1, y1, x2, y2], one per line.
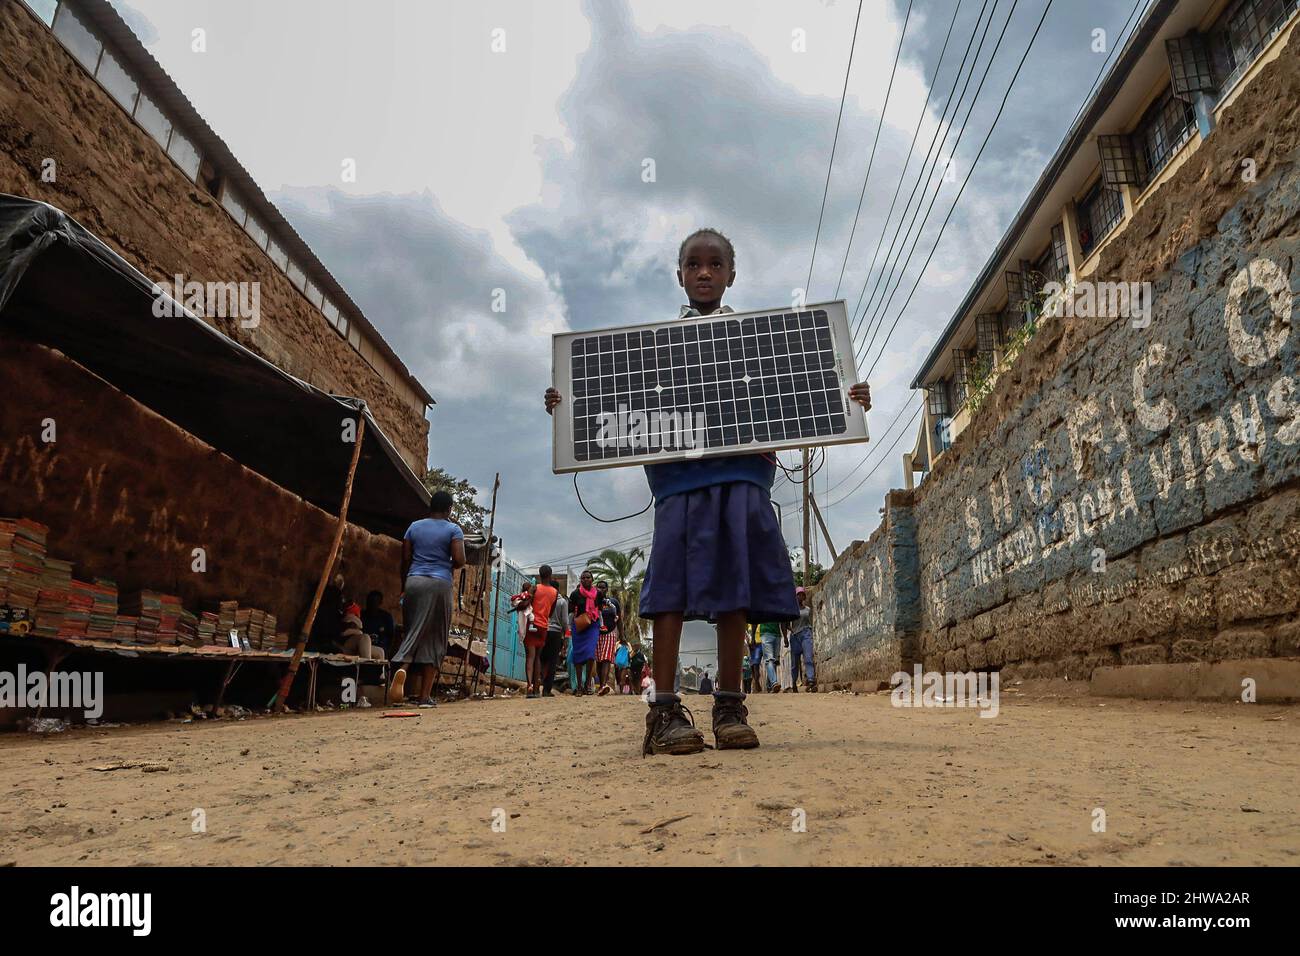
[584, 547, 646, 644]
[793, 562, 826, 588]
[421, 467, 489, 535]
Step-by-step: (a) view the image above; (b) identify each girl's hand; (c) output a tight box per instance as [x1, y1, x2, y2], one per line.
[544, 387, 562, 415]
[848, 381, 871, 411]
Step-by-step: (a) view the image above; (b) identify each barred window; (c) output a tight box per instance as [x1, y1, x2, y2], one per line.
[975, 313, 1004, 359]
[951, 349, 975, 407]
[1077, 181, 1124, 256]
[1212, 0, 1300, 90]
[1132, 89, 1196, 186]
[927, 380, 951, 418]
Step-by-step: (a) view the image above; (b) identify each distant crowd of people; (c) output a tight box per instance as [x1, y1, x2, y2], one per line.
[510, 567, 650, 699]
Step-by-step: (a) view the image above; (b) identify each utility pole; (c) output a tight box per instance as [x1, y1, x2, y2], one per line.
[801, 447, 811, 585]
[482, 473, 500, 697]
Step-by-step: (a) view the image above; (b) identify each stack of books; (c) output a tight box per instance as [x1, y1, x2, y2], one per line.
[248, 609, 266, 649]
[112, 615, 138, 642]
[34, 557, 73, 638]
[63, 580, 95, 637]
[216, 600, 238, 646]
[157, 593, 182, 643]
[0, 518, 47, 615]
[120, 590, 164, 643]
[197, 611, 218, 644]
[263, 614, 282, 650]
[234, 607, 251, 648]
[176, 607, 200, 647]
[87, 579, 118, 639]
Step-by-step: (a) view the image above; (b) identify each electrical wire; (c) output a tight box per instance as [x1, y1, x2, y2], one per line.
[856, 0, 1010, 359]
[849, 0, 998, 349]
[825, 404, 925, 509]
[832, 0, 917, 298]
[803, 0, 865, 300]
[863, 0, 1058, 378]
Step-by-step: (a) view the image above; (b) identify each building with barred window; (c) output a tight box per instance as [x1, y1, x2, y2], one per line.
[906, 0, 1298, 484]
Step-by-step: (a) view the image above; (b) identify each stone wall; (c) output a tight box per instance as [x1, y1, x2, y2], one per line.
[813, 28, 1300, 683]
[810, 490, 920, 684]
[0, 0, 429, 471]
[0, 338, 405, 634]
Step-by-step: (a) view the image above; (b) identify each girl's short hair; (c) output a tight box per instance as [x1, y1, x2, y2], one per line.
[429, 490, 454, 513]
[679, 228, 735, 267]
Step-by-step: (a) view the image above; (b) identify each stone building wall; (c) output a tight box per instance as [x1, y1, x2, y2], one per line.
[0, 0, 430, 471]
[0, 339, 405, 635]
[810, 491, 920, 684]
[812, 28, 1300, 683]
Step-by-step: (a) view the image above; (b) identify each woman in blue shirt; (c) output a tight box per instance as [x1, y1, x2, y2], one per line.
[390, 491, 465, 707]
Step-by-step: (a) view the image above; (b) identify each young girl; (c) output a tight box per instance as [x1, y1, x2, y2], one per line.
[545, 228, 870, 755]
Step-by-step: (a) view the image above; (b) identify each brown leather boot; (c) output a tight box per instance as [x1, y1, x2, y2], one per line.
[642, 694, 706, 757]
[712, 691, 759, 750]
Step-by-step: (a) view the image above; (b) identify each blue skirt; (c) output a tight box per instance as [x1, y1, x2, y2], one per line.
[571, 620, 600, 664]
[639, 481, 799, 624]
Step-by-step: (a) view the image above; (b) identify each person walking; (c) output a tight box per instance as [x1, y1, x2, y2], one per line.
[788, 586, 816, 692]
[390, 491, 465, 707]
[758, 619, 783, 693]
[525, 567, 558, 699]
[568, 570, 604, 696]
[594, 580, 621, 695]
[542, 586, 568, 697]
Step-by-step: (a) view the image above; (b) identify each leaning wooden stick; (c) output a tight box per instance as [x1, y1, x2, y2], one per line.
[271, 414, 366, 712]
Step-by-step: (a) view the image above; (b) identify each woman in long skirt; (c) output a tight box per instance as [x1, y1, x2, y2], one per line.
[390, 491, 466, 707]
[567, 570, 603, 696]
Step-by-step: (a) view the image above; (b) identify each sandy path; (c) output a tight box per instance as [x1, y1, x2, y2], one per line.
[1, 688, 1297, 866]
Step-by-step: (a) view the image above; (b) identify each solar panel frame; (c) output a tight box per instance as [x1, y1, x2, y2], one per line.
[551, 299, 868, 473]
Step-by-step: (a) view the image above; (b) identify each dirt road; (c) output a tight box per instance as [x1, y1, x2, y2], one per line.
[2, 687, 1297, 866]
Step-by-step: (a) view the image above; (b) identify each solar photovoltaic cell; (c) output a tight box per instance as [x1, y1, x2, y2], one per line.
[552, 301, 867, 473]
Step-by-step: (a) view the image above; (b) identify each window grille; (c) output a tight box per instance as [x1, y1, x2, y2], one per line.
[927, 381, 951, 418]
[1211, 0, 1300, 90]
[1132, 89, 1196, 185]
[1077, 181, 1124, 255]
[1166, 33, 1217, 98]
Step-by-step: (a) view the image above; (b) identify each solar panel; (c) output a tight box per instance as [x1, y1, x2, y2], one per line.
[551, 300, 868, 473]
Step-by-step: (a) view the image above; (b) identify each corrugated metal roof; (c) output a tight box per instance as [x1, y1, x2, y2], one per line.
[70, 0, 435, 407]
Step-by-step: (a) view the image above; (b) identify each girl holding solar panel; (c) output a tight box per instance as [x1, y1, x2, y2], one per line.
[545, 228, 871, 756]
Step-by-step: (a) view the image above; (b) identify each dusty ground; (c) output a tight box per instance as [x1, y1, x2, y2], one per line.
[1, 687, 1297, 866]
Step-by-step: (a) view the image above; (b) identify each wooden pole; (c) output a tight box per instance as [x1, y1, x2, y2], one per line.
[271, 415, 366, 712]
[473, 474, 501, 638]
[488, 552, 503, 698]
[809, 494, 838, 563]
[801, 448, 811, 584]
[475, 476, 499, 697]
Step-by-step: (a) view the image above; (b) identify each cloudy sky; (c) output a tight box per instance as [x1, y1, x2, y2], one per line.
[111, 0, 1144, 640]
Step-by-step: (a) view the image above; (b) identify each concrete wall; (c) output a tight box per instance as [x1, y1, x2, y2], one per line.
[810, 491, 920, 685]
[0, 0, 429, 471]
[812, 28, 1300, 683]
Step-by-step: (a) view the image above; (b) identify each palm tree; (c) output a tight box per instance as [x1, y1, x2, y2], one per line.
[584, 547, 645, 643]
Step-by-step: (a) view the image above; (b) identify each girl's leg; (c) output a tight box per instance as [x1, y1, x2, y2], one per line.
[715, 611, 746, 693]
[651, 613, 683, 696]
[712, 611, 759, 749]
